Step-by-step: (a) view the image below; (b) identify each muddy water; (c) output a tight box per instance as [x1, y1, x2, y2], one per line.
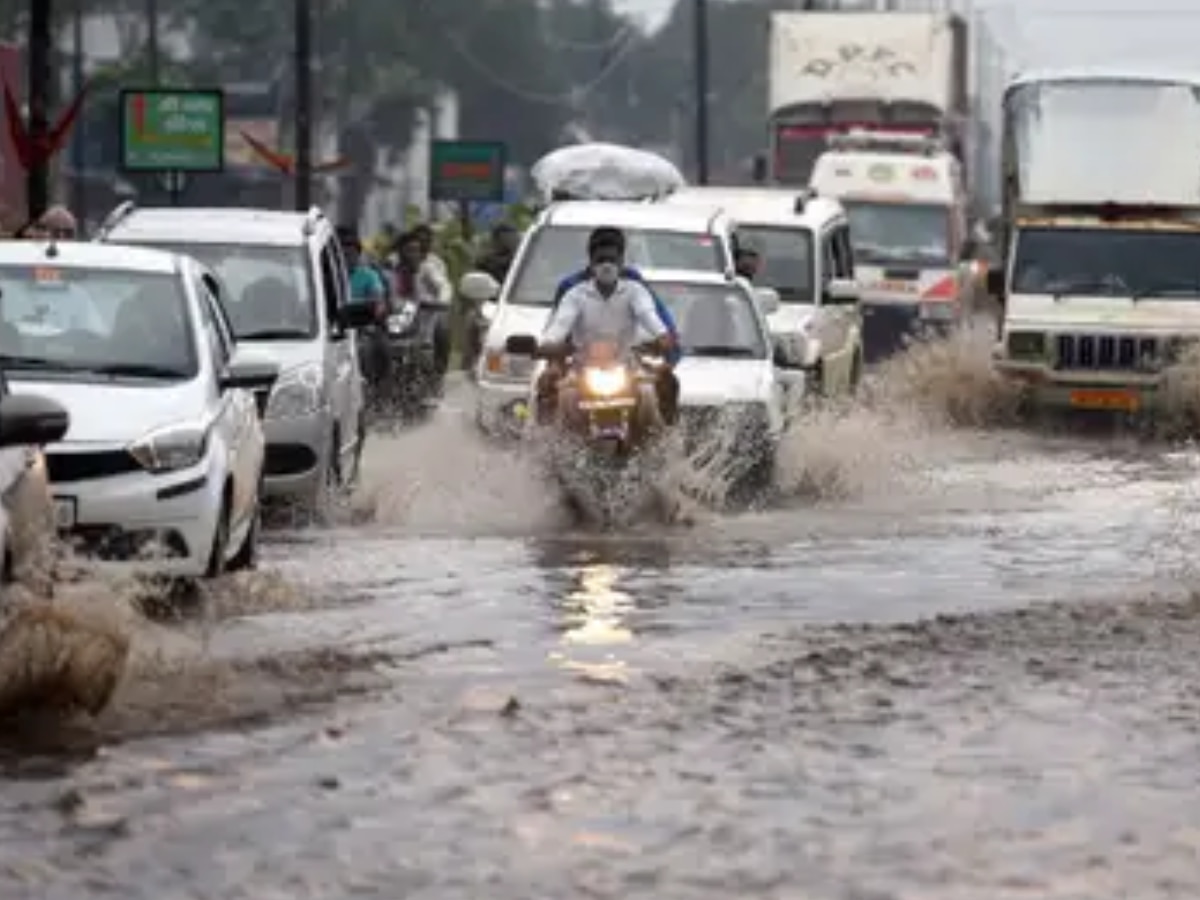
[5, 330, 1200, 898]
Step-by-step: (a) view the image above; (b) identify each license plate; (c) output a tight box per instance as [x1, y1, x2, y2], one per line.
[52, 496, 76, 530]
[1069, 389, 1139, 412]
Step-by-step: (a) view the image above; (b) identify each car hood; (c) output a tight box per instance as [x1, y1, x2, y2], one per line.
[7, 379, 206, 445]
[766, 303, 816, 336]
[677, 356, 773, 406]
[235, 339, 320, 374]
[1007, 293, 1200, 334]
[486, 304, 550, 347]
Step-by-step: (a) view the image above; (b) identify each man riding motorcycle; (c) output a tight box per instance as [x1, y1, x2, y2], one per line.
[536, 226, 678, 428]
[551, 234, 682, 422]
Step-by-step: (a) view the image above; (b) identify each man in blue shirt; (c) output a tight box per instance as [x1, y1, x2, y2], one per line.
[542, 228, 681, 425]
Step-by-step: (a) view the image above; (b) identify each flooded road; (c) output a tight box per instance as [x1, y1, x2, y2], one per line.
[5, 338, 1200, 899]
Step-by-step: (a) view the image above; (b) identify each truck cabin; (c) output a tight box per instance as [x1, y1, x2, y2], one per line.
[988, 203, 1200, 302]
[810, 138, 968, 271]
[766, 99, 957, 186]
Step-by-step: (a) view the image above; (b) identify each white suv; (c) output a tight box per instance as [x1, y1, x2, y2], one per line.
[460, 200, 738, 436]
[97, 204, 374, 514]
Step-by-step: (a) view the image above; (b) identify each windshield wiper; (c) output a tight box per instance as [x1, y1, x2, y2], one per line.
[88, 363, 189, 379]
[238, 328, 310, 341]
[685, 345, 759, 358]
[0, 354, 86, 371]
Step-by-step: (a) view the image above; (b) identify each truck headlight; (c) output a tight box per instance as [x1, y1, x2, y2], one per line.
[1006, 331, 1046, 360]
[266, 362, 324, 420]
[919, 302, 955, 321]
[128, 422, 209, 472]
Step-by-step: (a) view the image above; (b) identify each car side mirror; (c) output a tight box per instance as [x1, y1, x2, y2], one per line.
[460, 271, 500, 303]
[0, 393, 69, 447]
[753, 287, 781, 316]
[338, 302, 377, 330]
[219, 358, 278, 393]
[505, 334, 538, 356]
[823, 278, 859, 306]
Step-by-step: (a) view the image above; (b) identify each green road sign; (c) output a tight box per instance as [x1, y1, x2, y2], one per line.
[429, 141, 506, 203]
[119, 88, 225, 172]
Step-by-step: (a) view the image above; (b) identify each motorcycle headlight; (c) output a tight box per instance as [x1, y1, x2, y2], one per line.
[266, 362, 324, 420]
[583, 367, 629, 397]
[386, 302, 418, 335]
[128, 421, 210, 472]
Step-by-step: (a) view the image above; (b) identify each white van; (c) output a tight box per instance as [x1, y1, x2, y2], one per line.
[809, 130, 977, 361]
[663, 186, 864, 397]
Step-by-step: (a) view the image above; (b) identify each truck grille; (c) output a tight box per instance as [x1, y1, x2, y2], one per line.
[1054, 334, 1159, 371]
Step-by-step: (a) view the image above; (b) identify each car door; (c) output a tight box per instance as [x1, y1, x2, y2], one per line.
[196, 269, 256, 528]
[316, 237, 360, 469]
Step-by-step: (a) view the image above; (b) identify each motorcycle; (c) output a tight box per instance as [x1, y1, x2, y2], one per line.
[359, 293, 447, 421]
[504, 333, 670, 526]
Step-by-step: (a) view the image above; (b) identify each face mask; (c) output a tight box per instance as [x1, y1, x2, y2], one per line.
[593, 262, 620, 286]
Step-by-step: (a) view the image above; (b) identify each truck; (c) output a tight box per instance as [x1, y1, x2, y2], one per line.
[989, 68, 1200, 416]
[766, 11, 969, 192]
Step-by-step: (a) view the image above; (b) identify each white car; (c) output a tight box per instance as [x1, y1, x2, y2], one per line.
[662, 186, 864, 398]
[0, 240, 278, 578]
[0, 387, 70, 595]
[460, 200, 739, 437]
[506, 269, 787, 492]
[96, 203, 373, 514]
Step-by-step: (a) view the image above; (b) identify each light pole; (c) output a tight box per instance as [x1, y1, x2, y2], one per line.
[693, 0, 709, 184]
[27, 0, 52, 220]
[294, 0, 312, 210]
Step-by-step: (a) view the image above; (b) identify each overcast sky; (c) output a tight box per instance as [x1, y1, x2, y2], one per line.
[611, 0, 1200, 74]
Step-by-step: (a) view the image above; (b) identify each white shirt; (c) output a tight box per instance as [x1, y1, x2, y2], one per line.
[542, 277, 667, 356]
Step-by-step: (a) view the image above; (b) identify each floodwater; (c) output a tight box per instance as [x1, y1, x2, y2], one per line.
[4, 327, 1200, 898]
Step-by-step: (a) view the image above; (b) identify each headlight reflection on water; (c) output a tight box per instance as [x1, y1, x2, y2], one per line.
[549, 563, 634, 683]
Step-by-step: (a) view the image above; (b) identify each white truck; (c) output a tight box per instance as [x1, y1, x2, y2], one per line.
[989, 69, 1200, 415]
[766, 11, 969, 190]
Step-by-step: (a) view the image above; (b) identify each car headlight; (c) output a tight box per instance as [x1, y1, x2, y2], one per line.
[919, 302, 955, 321]
[266, 362, 324, 420]
[386, 301, 418, 335]
[128, 422, 210, 472]
[481, 349, 535, 381]
[583, 366, 628, 397]
[1006, 331, 1046, 360]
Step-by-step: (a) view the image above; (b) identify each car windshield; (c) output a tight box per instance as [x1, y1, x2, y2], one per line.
[648, 281, 768, 358]
[737, 225, 814, 301]
[507, 225, 726, 305]
[136, 242, 315, 340]
[1012, 227, 1200, 297]
[843, 201, 951, 266]
[0, 264, 196, 379]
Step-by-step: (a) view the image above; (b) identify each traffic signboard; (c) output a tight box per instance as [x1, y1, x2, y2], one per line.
[429, 141, 506, 203]
[119, 88, 224, 172]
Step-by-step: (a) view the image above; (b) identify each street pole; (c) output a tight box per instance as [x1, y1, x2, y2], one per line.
[693, 0, 709, 184]
[70, 0, 86, 224]
[146, 0, 159, 83]
[294, 0, 313, 211]
[27, 0, 52, 221]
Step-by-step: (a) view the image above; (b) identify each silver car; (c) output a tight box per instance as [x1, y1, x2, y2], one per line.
[96, 203, 374, 516]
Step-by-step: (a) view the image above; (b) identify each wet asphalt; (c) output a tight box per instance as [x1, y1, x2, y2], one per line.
[3, 366, 1200, 898]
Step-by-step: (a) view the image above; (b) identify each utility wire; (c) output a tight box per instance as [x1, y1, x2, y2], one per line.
[445, 28, 639, 106]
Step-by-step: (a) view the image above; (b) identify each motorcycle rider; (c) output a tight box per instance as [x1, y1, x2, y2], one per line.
[475, 221, 520, 283]
[338, 225, 387, 307]
[551, 237, 683, 420]
[536, 226, 679, 428]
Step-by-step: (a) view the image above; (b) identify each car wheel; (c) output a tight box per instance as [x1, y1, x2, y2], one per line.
[204, 490, 232, 579]
[312, 430, 342, 525]
[227, 486, 262, 573]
